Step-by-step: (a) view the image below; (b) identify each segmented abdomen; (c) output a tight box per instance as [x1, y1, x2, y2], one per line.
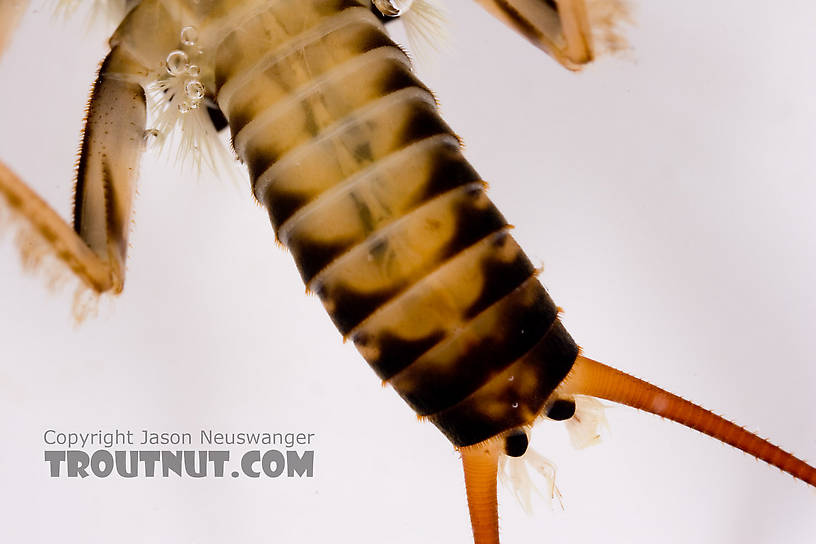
[214, 0, 577, 446]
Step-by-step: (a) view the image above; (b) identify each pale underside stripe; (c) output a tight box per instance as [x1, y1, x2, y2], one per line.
[216, 7, 379, 113]
[252, 86, 437, 202]
[233, 46, 411, 156]
[195, 1, 286, 53]
[276, 134, 460, 244]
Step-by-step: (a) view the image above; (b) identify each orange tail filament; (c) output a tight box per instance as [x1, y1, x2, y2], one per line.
[561, 356, 816, 487]
[461, 443, 501, 544]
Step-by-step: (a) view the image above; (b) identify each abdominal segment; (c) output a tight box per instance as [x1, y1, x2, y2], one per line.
[215, 0, 577, 447]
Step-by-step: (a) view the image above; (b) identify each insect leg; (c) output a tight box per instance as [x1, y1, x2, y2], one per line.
[470, 0, 590, 68]
[470, 0, 629, 69]
[0, 45, 146, 296]
[0, 0, 29, 60]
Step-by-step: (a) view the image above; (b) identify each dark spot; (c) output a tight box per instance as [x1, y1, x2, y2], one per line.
[353, 141, 374, 162]
[546, 399, 576, 421]
[368, 237, 389, 261]
[504, 429, 529, 457]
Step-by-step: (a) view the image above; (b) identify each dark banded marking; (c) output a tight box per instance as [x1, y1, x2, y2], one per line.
[460, 231, 536, 319]
[285, 145, 482, 283]
[354, 328, 449, 380]
[313, 186, 507, 334]
[352, 231, 533, 379]
[251, 88, 444, 194]
[391, 278, 558, 415]
[241, 57, 423, 183]
[214, 2, 372, 95]
[262, 135, 459, 234]
[430, 320, 578, 447]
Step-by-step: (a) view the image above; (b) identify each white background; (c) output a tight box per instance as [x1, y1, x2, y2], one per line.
[0, 1, 815, 543]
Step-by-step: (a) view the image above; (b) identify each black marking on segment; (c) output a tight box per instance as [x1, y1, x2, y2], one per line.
[350, 192, 378, 234]
[266, 193, 309, 232]
[247, 146, 280, 181]
[430, 320, 578, 447]
[380, 62, 428, 95]
[226, 102, 255, 141]
[318, 192, 507, 335]
[546, 398, 576, 421]
[396, 281, 558, 415]
[420, 149, 482, 202]
[359, 248, 536, 380]
[321, 287, 396, 336]
[289, 237, 353, 283]
[355, 329, 448, 379]
[504, 429, 529, 457]
[462, 234, 537, 319]
[400, 103, 457, 144]
[442, 188, 507, 268]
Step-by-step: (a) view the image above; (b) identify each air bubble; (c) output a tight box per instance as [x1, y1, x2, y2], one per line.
[373, 0, 414, 16]
[512, 402, 519, 408]
[180, 26, 199, 46]
[185, 80, 205, 101]
[508, 375, 514, 382]
[187, 64, 200, 77]
[166, 50, 189, 75]
[178, 101, 191, 114]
